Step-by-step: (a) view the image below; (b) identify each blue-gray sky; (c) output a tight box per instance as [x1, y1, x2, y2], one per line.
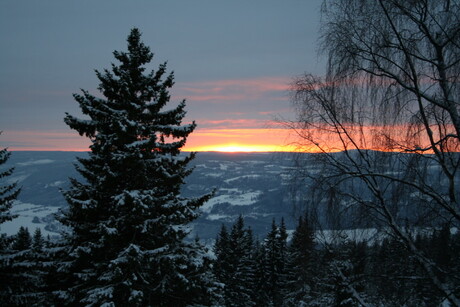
[0, 0, 323, 151]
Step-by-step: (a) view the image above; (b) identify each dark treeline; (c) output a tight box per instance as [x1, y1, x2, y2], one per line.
[212, 216, 460, 306]
[2, 216, 459, 306]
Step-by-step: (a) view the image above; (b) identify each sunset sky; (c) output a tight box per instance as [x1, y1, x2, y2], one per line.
[0, 0, 323, 152]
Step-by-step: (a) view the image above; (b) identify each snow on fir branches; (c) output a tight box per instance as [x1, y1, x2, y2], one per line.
[56, 28, 216, 306]
[0, 134, 20, 224]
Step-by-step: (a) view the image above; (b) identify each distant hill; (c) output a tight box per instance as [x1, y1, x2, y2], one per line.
[4, 151, 451, 241]
[1, 151, 299, 240]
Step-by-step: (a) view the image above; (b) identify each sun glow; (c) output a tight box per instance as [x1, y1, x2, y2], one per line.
[187, 144, 284, 153]
[182, 128, 296, 153]
[8, 125, 447, 153]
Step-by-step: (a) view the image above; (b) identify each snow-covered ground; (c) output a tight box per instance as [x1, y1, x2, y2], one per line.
[206, 214, 231, 221]
[200, 190, 262, 213]
[0, 201, 60, 237]
[1, 151, 298, 240]
[17, 159, 55, 166]
[224, 175, 262, 184]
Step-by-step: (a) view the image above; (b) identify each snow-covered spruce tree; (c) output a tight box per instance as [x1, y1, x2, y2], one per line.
[31, 228, 45, 253]
[12, 226, 32, 251]
[257, 219, 288, 307]
[56, 28, 215, 306]
[213, 217, 256, 306]
[226, 216, 256, 307]
[0, 226, 50, 305]
[213, 224, 231, 291]
[284, 214, 316, 305]
[0, 136, 20, 225]
[0, 136, 26, 305]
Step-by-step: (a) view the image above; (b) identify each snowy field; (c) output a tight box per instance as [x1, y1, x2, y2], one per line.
[0, 201, 60, 237]
[1, 151, 299, 239]
[200, 190, 262, 213]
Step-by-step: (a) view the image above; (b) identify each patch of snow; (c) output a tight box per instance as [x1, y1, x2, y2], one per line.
[16, 159, 55, 166]
[206, 214, 230, 221]
[6, 174, 30, 184]
[441, 298, 452, 307]
[45, 180, 65, 188]
[314, 227, 443, 245]
[0, 201, 60, 237]
[280, 174, 292, 185]
[219, 188, 240, 193]
[204, 172, 224, 178]
[201, 190, 262, 213]
[224, 174, 261, 184]
[317, 228, 381, 244]
[242, 160, 265, 164]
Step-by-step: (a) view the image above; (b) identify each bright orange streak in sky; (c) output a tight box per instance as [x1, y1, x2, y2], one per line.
[4, 128, 297, 152]
[182, 128, 296, 152]
[5, 125, 455, 153]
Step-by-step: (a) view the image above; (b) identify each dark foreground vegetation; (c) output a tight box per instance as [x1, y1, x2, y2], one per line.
[2, 215, 459, 306]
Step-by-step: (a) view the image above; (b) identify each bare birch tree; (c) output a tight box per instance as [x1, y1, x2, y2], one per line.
[289, 0, 460, 305]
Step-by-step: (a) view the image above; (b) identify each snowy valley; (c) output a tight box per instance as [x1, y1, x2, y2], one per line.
[1, 151, 299, 240]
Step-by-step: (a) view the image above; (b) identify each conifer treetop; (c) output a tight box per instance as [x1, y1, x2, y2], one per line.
[65, 27, 195, 157]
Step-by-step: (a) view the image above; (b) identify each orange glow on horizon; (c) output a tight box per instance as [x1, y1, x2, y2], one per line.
[182, 128, 296, 153]
[4, 125, 457, 154]
[184, 144, 292, 153]
[4, 128, 297, 152]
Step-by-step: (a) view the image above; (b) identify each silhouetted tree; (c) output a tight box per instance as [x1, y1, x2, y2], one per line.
[32, 228, 45, 252]
[12, 226, 31, 251]
[213, 224, 231, 298]
[55, 28, 216, 306]
[0, 135, 20, 224]
[214, 216, 256, 306]
[288, 0, 460, 304]
[284, 214, 316, 305]
[0, 227, 50, 305]
[259, 218, 288, 306]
